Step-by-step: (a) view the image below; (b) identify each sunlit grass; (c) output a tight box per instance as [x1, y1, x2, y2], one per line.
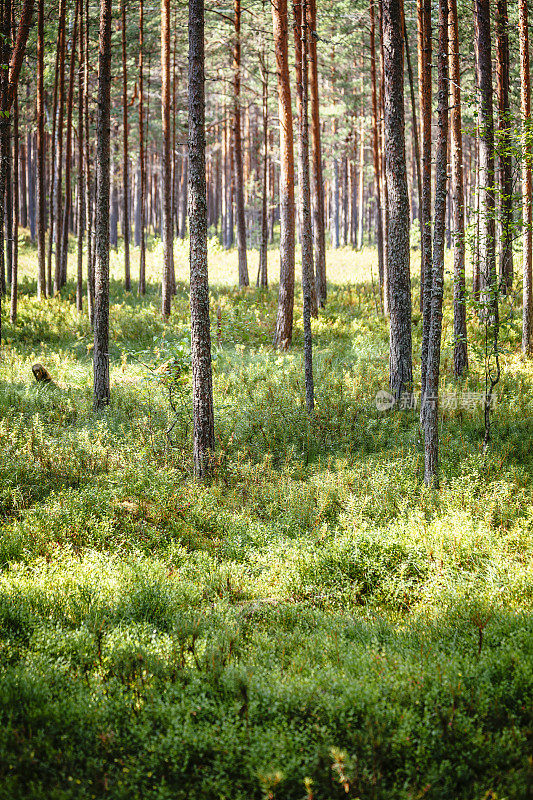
[1, 231, 532, 799]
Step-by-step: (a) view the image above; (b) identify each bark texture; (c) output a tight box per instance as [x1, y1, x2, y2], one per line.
[423, 0, 448, 487]
[272, 0, 295, 349]
[449, 0, 468, 376]
[189, 0, 215, 477]
[93, 0, 112, 410]
[382, 0, 412, 402]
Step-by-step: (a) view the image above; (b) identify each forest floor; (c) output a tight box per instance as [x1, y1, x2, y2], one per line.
[0, 234, 532, 799]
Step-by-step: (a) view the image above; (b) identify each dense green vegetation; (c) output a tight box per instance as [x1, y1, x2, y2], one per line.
[0, 239, 532, 799]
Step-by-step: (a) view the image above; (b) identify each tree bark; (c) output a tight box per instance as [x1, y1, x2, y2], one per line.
[138, 0, 146, 295]
[495, 0, 513, 293]
[369, 0, 384, 308]
[294, 0, 315, 411]
[423, 0, 448, 487]
[36, 0, 46, 298]
[84, 0, 94, 321]
[449, 0, 467, 376]
[307, 0, 326, 306]
[60, 0, 79, 287]
[189, 0, 215, 477]
[10, 87, 18, 323]
[418, 0, 432, 391]
[77, 0, 84, 313]
[53, 0, 66, 295]
[272, 0, 296, 349]
[474, 0, 498, 326]
[519, 0, 532, 354]
[383, 0, 412, 402]
[93, 0, 112, 410]
[233, 0, 249, 287]
[121, 0, 130, 291]
[258, 39, 268, 288]
[161, 0, 173, 317]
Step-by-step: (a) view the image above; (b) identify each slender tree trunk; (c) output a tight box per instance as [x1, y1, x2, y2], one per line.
[295, 0, 314, 410]
[378, 4, 389, 312]
[84, 0, 94, 321]
[369, 0, 383, 305]
[77, 0, 84, 312]
[36, 0, 46, 299]
[138, 0, 146, 295]
[357, 100, 365, 250]
[475, 0, 498, 325]
[0, 0, 10, 299]
[53, 0, 66, 294]
[272, 0, 296, 349]
[495, 0, 513, 293]
[449, 0, 467, 377]
[121, 0, 130, 291]
[419, 0, 432, 390]
[233, 0, 249, 286]
[519, 0, 532, 354]
[161, 0, 173, 316]
[27, 131, 36, 241]
[423, 0, 448, 487]
[383, 0, 412, 401]
[402, 5, 422, 281]
[19, 132, 27, 230]
[60, 0, 79, 287]
[307, 0, 326, 305]
[10, 87, 18, 323]
[109, 131, 118, 248]
[93, 0, 112, 410]
[258, 36, 268, 288]
[189, 0, 215, 477]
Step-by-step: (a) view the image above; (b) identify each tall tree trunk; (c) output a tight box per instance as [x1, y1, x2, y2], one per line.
[0, 0, 10, 299]
[293, 0, 315, 410]
[93, 0, 112, 410]
[36, 0, 46, 299]
[449, 0, 467, 377]
[519, 0, 532, 354]
[419, 0, 432, 391]
[307, 0, 326, 306]
[272, 0, 296, 349]
[53, 0, 66, 294]
[109, 132, 119, 248]
[19, 131, 27, 230]
[27, 131, 36, 241]
[138, 0, 146, 295]
[60, 0, 79, 287]
[378, 4, 389, 312]
[402, 5, 422, 280]
[369, 0, 384, 307]
[292, 0, 317, 316]
[121, 0, 130, 291]
[77, 0, 84, 312]
[161, 0, 173, 317]
[475, 0, 498, 325]
[383, 0, 412, 401]
[189, 0, 215, 477]
[84, 0, 94, 321]
[258, 35, 268, 288]
[357, 98, 365, 250]
[233, 0, 249, 287]
[495, 0, 513, 294]
[10, 86, 18, 323]
[423, 0, 448, 487]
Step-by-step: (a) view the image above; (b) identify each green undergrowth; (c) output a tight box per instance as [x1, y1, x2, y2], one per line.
[0, 240, 532, 799]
